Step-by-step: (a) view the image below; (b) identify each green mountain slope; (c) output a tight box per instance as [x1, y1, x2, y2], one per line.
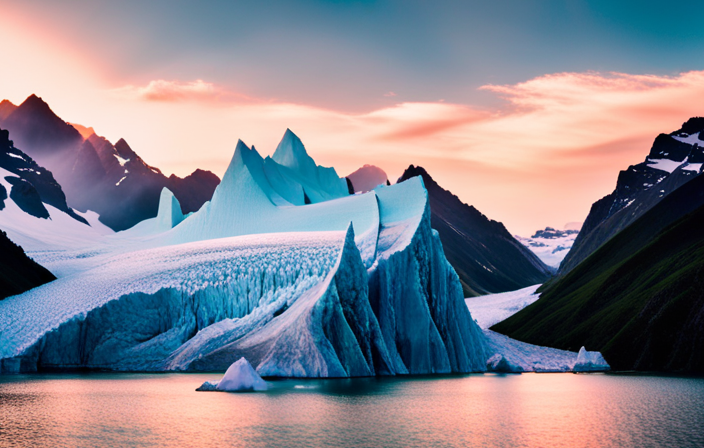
[493, 175, 704, 373]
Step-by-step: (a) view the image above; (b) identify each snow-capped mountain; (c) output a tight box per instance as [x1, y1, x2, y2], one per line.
[496, 170, 704, 373]
[0, 128, 86, 224]
[560, 117, 704, 273]
[516, 225, 580, 269]
[0, 95, 220, 231]
[398, 165, 552, 297]
[0, 128, 113, 252]
[346, 164, 389, 193]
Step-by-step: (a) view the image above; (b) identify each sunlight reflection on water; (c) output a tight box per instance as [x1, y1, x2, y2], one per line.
[1, 373, 703, 447]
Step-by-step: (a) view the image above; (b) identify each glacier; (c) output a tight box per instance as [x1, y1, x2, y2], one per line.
[0, 131, 488, 376]
[0, 129, 608, 377]
[466, 287, 610, 373]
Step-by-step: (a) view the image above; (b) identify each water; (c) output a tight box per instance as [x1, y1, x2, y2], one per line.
[1, 373, 703, 448]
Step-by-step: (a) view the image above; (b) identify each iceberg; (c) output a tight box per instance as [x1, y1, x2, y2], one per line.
[486, 354, 524, 373]
[573, 347, 610, 372]
[196, 358, 268, 392]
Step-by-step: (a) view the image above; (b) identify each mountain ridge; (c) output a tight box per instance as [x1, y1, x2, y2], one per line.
[0, 94, 220, 231]
[398, 165, 552, 297]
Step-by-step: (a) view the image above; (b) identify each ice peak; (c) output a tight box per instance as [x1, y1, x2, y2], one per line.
[272, 129, 317, 176]
[156, 187, 184, 229]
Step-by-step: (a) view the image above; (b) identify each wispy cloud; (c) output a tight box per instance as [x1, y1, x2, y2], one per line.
[112, 79, 251, 103]
[75, 70, 704, 234]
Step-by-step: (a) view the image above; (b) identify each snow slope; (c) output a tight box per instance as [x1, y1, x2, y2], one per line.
[0, 168, 112, 252]
[465, 284, 541, 329]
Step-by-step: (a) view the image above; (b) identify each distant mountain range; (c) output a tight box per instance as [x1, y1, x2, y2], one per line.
[516, 226, 580, 269]
[346, 164, 389, 193]
[398, 165, 552, 297]
[495, 118, 704, 373]
[560, 117, 704, 274]
[0, 95, 220, 231]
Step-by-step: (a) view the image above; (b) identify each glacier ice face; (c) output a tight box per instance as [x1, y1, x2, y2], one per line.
[196, 357, 268, 392]
[0, 137, 488, 377]
[483, 330, 579, 372]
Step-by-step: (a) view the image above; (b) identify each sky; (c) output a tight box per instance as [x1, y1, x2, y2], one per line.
[2, 0, 704, 235]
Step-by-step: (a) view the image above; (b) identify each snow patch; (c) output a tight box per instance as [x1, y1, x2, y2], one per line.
[672, 132, 702, 145]
[647, 157, 683, 173]
[465, 284, 541, 329]
[115, 154, 130, 166]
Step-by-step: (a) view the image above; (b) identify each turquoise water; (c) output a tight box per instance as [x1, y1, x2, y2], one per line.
[1, 373, 703, 447]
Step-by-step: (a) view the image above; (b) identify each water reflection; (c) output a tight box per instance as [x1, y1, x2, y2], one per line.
[1, 373, 703, 447]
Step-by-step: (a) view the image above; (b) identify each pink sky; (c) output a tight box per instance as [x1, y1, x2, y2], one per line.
[2, 11, 704, 235]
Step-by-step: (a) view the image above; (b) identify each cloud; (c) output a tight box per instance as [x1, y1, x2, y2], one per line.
[383, 91, 397, 97]
[39, 70, 704, 235]
[112, 79, 251, 103]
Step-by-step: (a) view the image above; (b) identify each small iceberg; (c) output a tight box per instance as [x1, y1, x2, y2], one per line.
[486, 354, 524, 373]
[573, 347, 610, 372]
[196, 358, 268, 392]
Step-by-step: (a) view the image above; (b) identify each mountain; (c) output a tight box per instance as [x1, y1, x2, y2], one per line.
[560, 117, 704, 273]
[398, 165, 552, 297]
[0, 100, 17, 122]
[346, 164, 389, 193]
[494, 172, 704, 373]
[516, 226, 580, 268]
[0, 94, 220, 231]
[0, 229, 55, 300]
[0, 128, 87, 223]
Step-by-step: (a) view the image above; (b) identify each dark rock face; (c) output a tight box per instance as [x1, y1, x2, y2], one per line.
[0, 128, 87, 224]
[398, 165, 552, 297]
[166, 169, 221, 215]
[0, 183, 5, 209]
[1, 95, 220, 231]
[560, 118, 704, 274]
[495, 173, 704, 373]
[0, 229, 56, 300]
[5, 177, 50, 219]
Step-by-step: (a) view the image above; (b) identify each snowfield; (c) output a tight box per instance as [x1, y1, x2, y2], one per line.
[465, 284, 541, 329]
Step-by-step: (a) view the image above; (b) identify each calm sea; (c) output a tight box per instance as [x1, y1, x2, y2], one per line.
[1, 372, 702, 447]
